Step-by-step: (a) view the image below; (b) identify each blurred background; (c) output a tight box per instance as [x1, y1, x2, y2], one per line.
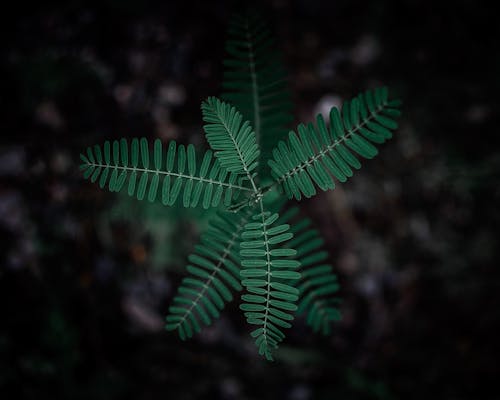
[1, 0, 499, 399]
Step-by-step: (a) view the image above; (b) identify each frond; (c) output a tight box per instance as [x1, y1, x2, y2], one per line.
[222, 11, 293, 178]
[275, 207, 341, 336]
[239, 208, 301, 361]
[80, 138, 253, 208]
[165, 208, 253, 339]
[201, 97, 260, 188]
[288, 216, 341, 335]
[268, 87, 402, 200]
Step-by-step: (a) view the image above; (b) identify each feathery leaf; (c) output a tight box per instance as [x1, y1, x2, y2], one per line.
[166, 208, 253, 339]
[222, 11, 293, 179]
[240, 207, 301, 360]
[80, 138, 253, 208]
[272, 206, 341, 336]
[201, 97, 260, 187]
[268, 87, 402, 200]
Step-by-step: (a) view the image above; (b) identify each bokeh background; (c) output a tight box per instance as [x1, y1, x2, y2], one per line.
[1, 0, 499, 399]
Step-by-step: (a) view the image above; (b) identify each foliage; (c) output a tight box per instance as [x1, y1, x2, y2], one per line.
[79, 11, 402, 361]
[222, 11, 293, 179]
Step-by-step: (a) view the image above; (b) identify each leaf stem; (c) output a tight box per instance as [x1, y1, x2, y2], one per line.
[82, 162, 254, 192]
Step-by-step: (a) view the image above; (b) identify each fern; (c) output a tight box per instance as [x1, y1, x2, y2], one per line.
[201, 97, 260, 191]
[268, 87, 402, 200]
[240, 209, 301, 361]
[222, 11, 293, 178]
[273, 206, 341, 336]
[80, 138, 252, 208]
[166, 208, 252, 339]
[79, 10, 403, 361]
[287, 214, 341, 335]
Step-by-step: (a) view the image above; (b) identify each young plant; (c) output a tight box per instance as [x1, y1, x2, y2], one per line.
[79, 11, 402, 361]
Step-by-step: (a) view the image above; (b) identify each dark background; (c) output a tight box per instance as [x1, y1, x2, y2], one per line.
[1, 0, 499, 399]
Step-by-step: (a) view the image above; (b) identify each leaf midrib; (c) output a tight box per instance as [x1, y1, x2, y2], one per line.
[82, 162, 253, 192]
[258, 197, 273, 357]
[245, 20, 261, 149]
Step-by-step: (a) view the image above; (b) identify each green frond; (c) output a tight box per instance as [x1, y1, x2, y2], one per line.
[201, 97, 260, 188]
[290, 220, 341, 336]
[268, 87, 402, 200]
[275, 206, 341, 336]
[165, 208, 253, 339]
[239, 208, 301, 361]
[80, 138, 253, 208]
[222, 11, 293, 178]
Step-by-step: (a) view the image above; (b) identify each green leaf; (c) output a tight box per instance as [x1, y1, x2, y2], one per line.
[276, 205, 342, 336]
[222, 11, 293, 179]
[268, 87, 402, 200]
[80, 139, 254, 208]
[201, 97, 260, 182]
[240, 206, 301, 360]
[165, 209, 252, 339]
[154, 138, 162, 170]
